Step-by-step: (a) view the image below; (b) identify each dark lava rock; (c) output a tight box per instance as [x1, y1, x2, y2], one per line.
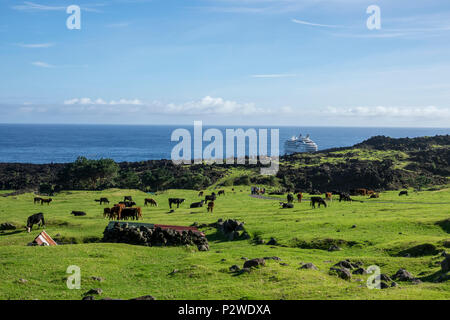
[398, 243, 439, 257]
[300, 263, 318, 270]
[392, 268, 416, 282]
[91, 276, 103, 282]
[84, 288, 102, 296]
[441, 254, 450, 273]
[391, 281, 398, 287]
[264, 256, 281, 261]
[352, 268, 367, 275]
[130, 295, 156, 300]
[0, 223, 16, 231]
[229, 265, 241, 273]
[380, 274, 392, 282]
[238, 268, 252, 275]
[334, 260, 358, 270]
[328, 245, 342, 252]
[380, 282, 389, 289]
[243, 258, 266, 269]
[329, 267, 352, 281]
[266, 237, 278, 246]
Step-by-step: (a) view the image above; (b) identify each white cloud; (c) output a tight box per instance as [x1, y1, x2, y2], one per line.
[31, 61, 54, 68]
[64, 98, 143, 106]
[17, 43, 54, 48]
[325, 105, 450, 119]
[12, 1, 65, 11]
[291, 18, 343, 28]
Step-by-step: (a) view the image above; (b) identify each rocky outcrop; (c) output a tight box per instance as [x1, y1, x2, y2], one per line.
[102, 223, 209, 251]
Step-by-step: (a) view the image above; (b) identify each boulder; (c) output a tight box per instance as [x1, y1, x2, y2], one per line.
[329, 267, 352, 281]
[84, 288, 102, 296]
[441, 254, 450, 273]
[300, 263, 318, 270]
[243, 258, 266, 269]
[352, 268, 367, 275]
[266, 238, 278, 246]
[229, 265, 240, 273]
[392, 268, 416, 282]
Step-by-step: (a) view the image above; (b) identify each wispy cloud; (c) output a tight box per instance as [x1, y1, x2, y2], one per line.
[12, 1, 65, 11]
[17, 43, 54, 48]
[251, 73, 297, 78]
[31, 61, 54, 68]
[12, 1, 105, 13]
[325, 106, 450, 119]
[64, 98, 143, 105]
[291, 18, 343, 28]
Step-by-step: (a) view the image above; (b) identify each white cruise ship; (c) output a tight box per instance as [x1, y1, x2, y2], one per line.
[284, 133, 318, 154]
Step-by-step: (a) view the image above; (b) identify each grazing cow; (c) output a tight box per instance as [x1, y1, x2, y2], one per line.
[124, 196, 133, 202]
[190, 200, 205, 208]
[168, 198, 185, 209]
[119, 201, 136, 208]
[310, 197, 327, 209]
[33, 197, 42, 204]
[144, 198, 158, 207]
[399, 190, 409, 196]
[40, 198, 52, 205]
[325, 192, 332, 202]
[280, 202, 294, 209]
[103, 207, 112, 219]
[338, 193, 352, 202]
[207, 201, 214, 213]
[120, 207, 142, 220]
[369, 193, 380, 199]
[367, 190, 375, 196]
[71, 211, 86, 216]
[296, 193, 303, 203]
[205, 194, 216, 202]
[95, 198, 110, 205]
[218, 190, 225, 196]
[287, 193, 294, 204]
[109, 204, 125, 220]
[26, 213, 45, 233]
[352, 188, 368, 196]
[198, 191, 204, 197]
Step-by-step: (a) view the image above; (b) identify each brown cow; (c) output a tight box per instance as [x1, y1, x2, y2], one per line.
[325, 192, 332, 202]
[207, 201, 214, 213]
[144, 198, 158, 207]
[40, 198, 52, 205]
[297, 193, 303, 203]
[369, 193, 380, 199]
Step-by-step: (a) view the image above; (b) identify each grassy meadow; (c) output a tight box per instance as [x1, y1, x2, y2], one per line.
[0, 185, 449, 300]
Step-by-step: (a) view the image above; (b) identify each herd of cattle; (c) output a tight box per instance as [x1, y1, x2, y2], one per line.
[23, 187, 408, 232]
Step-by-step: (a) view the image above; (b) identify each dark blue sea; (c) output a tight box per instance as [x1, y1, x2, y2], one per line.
[0, 124, 448, 164]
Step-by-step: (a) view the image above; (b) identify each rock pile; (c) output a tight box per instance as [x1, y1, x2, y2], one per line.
[215, 219, 250, 241]
[0, 222, 16, 231]
[102, 223, 209, 251]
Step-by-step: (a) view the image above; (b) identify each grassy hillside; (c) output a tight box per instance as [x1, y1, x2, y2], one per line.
[0, 185, 449, 300]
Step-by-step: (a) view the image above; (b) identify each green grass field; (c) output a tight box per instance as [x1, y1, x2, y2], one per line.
[0, 186, 449, 300]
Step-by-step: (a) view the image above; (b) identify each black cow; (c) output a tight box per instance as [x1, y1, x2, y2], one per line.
[190, 200, 205, 208]
[310, 197, 327, 209]
[95, 198, 110, 205]
[399, 190, 408, 196]
[33, 197, 42, 204]
[71, 211, 86, 216]
[124, 196, 133, 202]
[168, 198, 185, 209]
[280, 202, 294, 209]
[338, 192, 352, 202]
[287, 193, 294, 203]
[218, 190, 225, 196]
[205, 194, 216, 202]
[26, 213, 45, 233]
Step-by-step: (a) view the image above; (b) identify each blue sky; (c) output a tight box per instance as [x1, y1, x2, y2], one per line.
[1, 0, 450, 126]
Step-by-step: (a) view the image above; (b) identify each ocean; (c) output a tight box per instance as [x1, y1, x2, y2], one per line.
[0, 124, 448, 164]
